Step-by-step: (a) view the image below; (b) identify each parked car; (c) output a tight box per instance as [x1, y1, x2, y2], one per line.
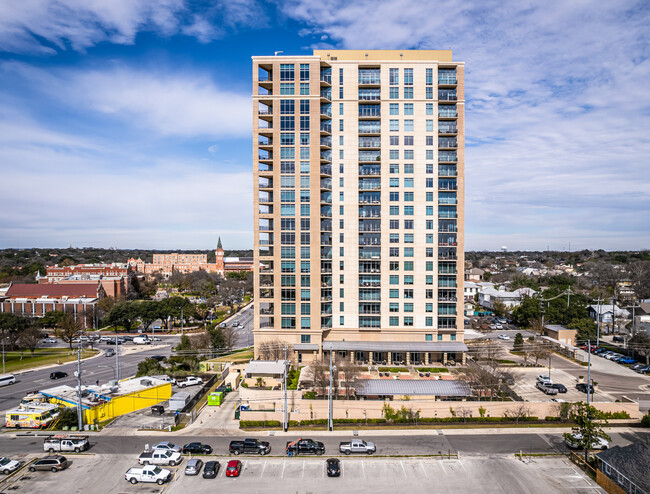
[536, 381, 558, 395]
[225, 460, 242, 477]
[122, 336, 134, 342]
[286, 438, 325, 456]
[565, 433, 609, 450]
[631, 363, 646, 371]
[44, 434, 89, 453]
[498, 334, 510, 340]
[105, 349, 114, 357]
[0, 457, 21, 475]
[537, 375, 552, 385]
[612, 336, 625, 343]
[229, 438, 271, 455]
[495, 323, 504, 330]
[182, 442, 212, 455]
[138, 450, 182, 466]
[549, 383, 567, 393]
[184, 459, 203, 476]
[28, 455, 68, 472]
[202, 460, 220, 479]
[177, 376, 203, 388]
[49, 372, 68, 380]
[617, 357, 636, 364]
[151, 441, 182, 453]
[148, 355, 166, 362]
[634, 365, 650, 374]
[125, 466, 171, 485]
[339, 439, 376, 455]
[326, 458, 341, 477]
[151, 405, 164, 416]
[576, 383, 595, 394]
[43, 338, 57, 344]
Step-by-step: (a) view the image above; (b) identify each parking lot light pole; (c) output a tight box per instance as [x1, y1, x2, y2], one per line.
[283, 345, 288, 432]
[328, 343, 334, 432]
[76, 341, 83, 431]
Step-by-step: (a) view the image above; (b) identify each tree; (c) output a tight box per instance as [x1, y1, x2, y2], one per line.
[337, 359, 361, 399]
[56, 314, 82, 350]
[18, 327, 43, 357]
[107, 302, 138, 331]
[628, 261, 650, 299]
[135, 358, 165, 377]
[258, 340, 292, 360]
[175, 334, 191, 352]
[0, 313, 31, 349]
[311, 359, 329, 397]
[530, 341, 551, 366]
[564, 402, 611, 462]
[629, 332, 650, 365]
[38, 310, 67, 329]
[569, 318, 597, 342]
[255, 377, 266, 388]
[513, 333, 524, 351]
[492, 299, 507, 318]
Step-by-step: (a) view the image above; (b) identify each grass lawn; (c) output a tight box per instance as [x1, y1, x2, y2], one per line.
[213, 348, 254, 363]
[2, 348, 98, 373]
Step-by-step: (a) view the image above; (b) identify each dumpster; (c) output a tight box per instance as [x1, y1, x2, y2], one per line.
[169, 392, 190, 411]
[207, 392, 223, 406]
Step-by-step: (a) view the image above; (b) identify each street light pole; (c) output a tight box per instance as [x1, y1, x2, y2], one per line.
[596, 298, 602, 347]
[115, 335, 119, 381]
[328, 343, 333, 432]
[283, 344, 288, 432]
[76, 341, 83, 431]
[2, 339, 5, 374]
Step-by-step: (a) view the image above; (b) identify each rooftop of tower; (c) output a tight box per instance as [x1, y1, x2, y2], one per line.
[312, 49, 453, 62]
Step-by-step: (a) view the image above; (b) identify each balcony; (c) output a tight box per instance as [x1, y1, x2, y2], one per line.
[258, 177, 273, 189]
[438, 165, 457, 177]
[359, 150, 380, 162]
[320, 233, 332, 246]
[258, 218, 273, 231]
[359, 105, 381, 118]
[438, 74, 457, 85]
[258, 204, 273, 215]
[359, 164, 381, 176]
[320, 104, 332, 118]
[359, 247, 381, 259]
[320, 89, 332, 101]
[438, 234, 457, 247]
[258, 162, 273, 173]
[320, 150, 332, 162]
[438, 192, 457, 205]
[438, 138, 457, 148]
[321, 304, 333, 315]
[438, 90, 457, 101]
[258, 151, 273, 161]
[359, 290, 381, 301]
[359, 136, 381, 149]
[359, 122, 381, 134]
[321, 275, 332, 287]
[258, 121, 273, 133]
[321, 291, 333, 302]
[359, 178, 381, 191]
[438, 279, 457, 288]
[258, 136, 272, 147]
[321, 316, 332, 329]
[321, 264, 332, 274]
[320, 122, 332, 134]
[359, 316, 380, 328]
[358, 69, 380, 85]
[359, 191, 380, 204]
[438, 208, 457, 219]
[320, 219, 332, 232]
[320, 69, 332, 85]
[320, 206, 332, 218]
[358, 88, 381, 101]
[438, 247, 457, 260]
[438, 152, 457, 163]
[438, 179, 457, 191]
[320, 137, 332, 148]
[259, 318, 274, 329]
[438, 107, 458, 118]
[258, 246, 273, 257]
[358, 219, 381, 232]
[259, 288, 274, 299]
[320, 178, 332, 190]
[359, 274, 381, 287]
[320, 165, 332, 176]
[258, 191, 273, 203]
[438, 296, 458, 302]
[359, 233, 381, 246]
[321, 247, 332, 259]
[359, 205, 380, 218]
[258, 106, 273, 116]
[359, 260, 380, 273]
[439, 123, 457, 134]
[320, 191, 332, 204]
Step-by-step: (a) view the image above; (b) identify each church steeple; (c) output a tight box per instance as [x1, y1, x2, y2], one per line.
[217, 237, 223, 250]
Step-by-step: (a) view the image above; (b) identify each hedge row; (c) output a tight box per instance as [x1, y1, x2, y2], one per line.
[414, 367, 449, 373]
[601, 411, 631, 419]
[240, 417, 542, 427]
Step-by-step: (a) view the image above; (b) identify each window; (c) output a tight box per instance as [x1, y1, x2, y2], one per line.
[339, 103, 344, 115]
[390, 205, 399, 215]
[300, 176, 310, 188]
[404, 136, 414, 146]
[389, 275, 399, 284]
[301, 289, 310, 300]
[404, 261, 414, 271]
[389, 248, 399, 258]
[389, 261, 399, 270]
[300, 204, 310, 216]
[437, 334, 443, 341]
[389, 149, 399, 159]
[404, 120, 414, 131]
[404, 220, 414, 229]
[404, 303, 413, 312]
[281, 317, 295, 329]
[389, 303, 399, 312]
[404, 178, 414, 188]
[281, 204, 295, 216]
[300, 161, 309, 173]
[426, 86, 433, 99]
[389, 87, 399, 99]
[426, 136, 434, 146]
[390, 177, 399, 187]
[281, 190, 295, 202]
[404, 103, 414, 115]
[390, 164, 399, 174]
[404, 68, 413, 85]
[301, 334, 311, 343]
[300, 190, 310, 202]
[404, 233, 414, 243]
[404, 316, 413, 326]
[389, 316, 399, 326]
[451, 334, 456, 341]
[425, 333, 433, 341]
[281, 218, 295, 230]
[300, 116, 310, 131]
[404, 205, 414, 215]
[280, 133, 295, 145]
[390, 119, 399, 131]
[426, 150, 434, 160]
[426, 103, 434, 115]
[404, 289, 413, 298]
[404, 192, 414, 201]
[280, 83, 295, 95]
[280, 99, 295, 114]
[389, 103, 399, 115]
[281, 246, 295, 258]
[389, 136, 399, 146]
[389, 289, 399, 299]
[300, 83, 309, 95]
[301, 318, 311, 329]
[389, 68, 399, 85]
[404, 164, 414, 173]
[300, 218, 310, 231]
[426, 205, 434, 216]
[281, 303, 296, 314]
[301, 275, 310, 287]
[300, 147, 310, 159]
[404, 248, 414, 258]
[339, 119, 344, 131]
[389, 220, 399, 229]
[280, 64, 295, 81]
[281, 147, 295, 159]
[426, 303, 433, 312]
[280, 116, 295, 131]
[390, 191, 399, 201]
[404, 87, 413, 99]
[426, 119, 434, 132]
[300, 99, 309, 114]
[300, 63, 310, 81]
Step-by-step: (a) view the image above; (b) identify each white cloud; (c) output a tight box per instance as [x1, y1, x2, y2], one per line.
[282, 0, 650, 250]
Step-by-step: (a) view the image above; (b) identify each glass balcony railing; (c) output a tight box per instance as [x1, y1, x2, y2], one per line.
[359, 105, 381, 117]
[359, 247, 381, 259]
[320, 165, 332, 176]
[438, 107, 457, 118]
[321, 192, 332, 204]
[359, 191, 380, 204]
[359, 205, 380, 218]
[438, 234, 457, 246]
[320, 178, 332, 189]
[438, 90, 457, 101]
[358, 219, 381, 232]
[359, 150, 380, 162]
[359, 290, 381, 301]
[359, 178, 381, 190]
[359, 137, 381, 148]
[320, 122, 332, 133]
[259, 191, 273, 203]
[321, 247, 332, 259]
[439, 123, 457, 134]
[321, 150, 332, 161]
[358, 69, 380, 85]
[320, 219, 332, 232]
[321, 105, 332, 117]
[439, 179, 457, 190]
[358, 88, 381, 100]
[320, 206, 332, 217]
[439, 138, 457, 148]
[320, 89, 332, 100]
[359, 233, 381, 246]
[359, 122, 381, 134]
[439, 152, 457, 162]
[438, 75, 457, 85]
[320, 137, 332, 147]
[438, 247, 457, 260]
[359, 165, 381, 176]
[320, 69, 332, 84]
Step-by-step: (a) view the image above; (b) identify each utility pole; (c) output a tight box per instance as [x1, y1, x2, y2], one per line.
[585, 339, 592, 463]
[611, 296, 616, 335]
[115, 335, 119, 381]
[328, 343, 333, 432]
[595, 298, 602, 347]
[2, 338, 5, 374]
[283, 344, 288, 432]
[76, 341, 83, 431]
[181, 307, 184, 336]
[567, 286, 571, 308]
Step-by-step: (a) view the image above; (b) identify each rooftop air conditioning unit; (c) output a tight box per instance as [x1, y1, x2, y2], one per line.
[109, 386, 119, 394]
[140, 379, 152, 387]
[108, 380, 118, 387]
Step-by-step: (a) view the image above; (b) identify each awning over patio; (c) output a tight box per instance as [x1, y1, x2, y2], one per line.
[320, 341, 468, 353]
[355, 379, 472, 397]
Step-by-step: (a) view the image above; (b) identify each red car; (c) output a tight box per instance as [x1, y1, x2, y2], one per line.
[226, 460, 242, 477]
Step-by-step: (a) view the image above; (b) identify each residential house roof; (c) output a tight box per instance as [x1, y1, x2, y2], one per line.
[596, 441, 650, 494]
[6, 282, 101, 298]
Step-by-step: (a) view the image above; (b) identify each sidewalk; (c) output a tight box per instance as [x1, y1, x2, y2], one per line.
[178, 390, 241, 436]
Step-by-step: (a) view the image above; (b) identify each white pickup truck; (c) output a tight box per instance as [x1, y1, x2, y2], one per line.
[176, 376, 203, 388]
[138, 449, 182, 466]
[44, 435, 89, 453]
[339, 439, 376, 455]
[125, 466, 172, 485]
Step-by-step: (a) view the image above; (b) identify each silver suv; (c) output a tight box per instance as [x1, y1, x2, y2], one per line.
[29, 455, 68, 472]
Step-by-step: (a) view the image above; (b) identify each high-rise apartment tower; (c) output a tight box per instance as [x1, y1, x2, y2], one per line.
[253, 50, 467, 365]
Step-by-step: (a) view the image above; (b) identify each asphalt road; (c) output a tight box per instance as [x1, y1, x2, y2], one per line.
[0, 430, 647, 457]
[228, 304, 254, 349]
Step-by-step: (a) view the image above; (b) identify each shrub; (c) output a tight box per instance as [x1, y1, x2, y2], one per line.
[414, 367, 449, 373]
[303, 391, 316, 399]
[378, 367, 409, 372]
[601, 411, 630, 419]
[240, 382, 249, 388]
[56, 407, 79, 429]
[545, 416, 562, 422]
[641, 413, 650, 428]
[240, 420, 281, 427]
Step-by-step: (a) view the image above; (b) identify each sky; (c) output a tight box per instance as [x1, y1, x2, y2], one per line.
[0, 0, 649, 252]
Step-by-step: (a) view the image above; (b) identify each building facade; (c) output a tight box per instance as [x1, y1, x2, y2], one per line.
[253, 50, 467, 365]
[128, 237, 254, 277]
[41, 263, 132, 297]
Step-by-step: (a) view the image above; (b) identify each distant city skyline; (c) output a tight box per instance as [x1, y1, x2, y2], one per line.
[1, 1, 649, 251]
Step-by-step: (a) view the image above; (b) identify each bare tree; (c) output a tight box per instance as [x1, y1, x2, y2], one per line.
[337, 360, 361, 399]
[257, 340, 292, 360]
[19, 327, 43, 357]
[503, 403, 530, 423]
[311, 359, 329, 397]
[56, 314, 83, 350]
[529, 341, 551, 366]
[221, 325, 238, 352]
[456, 406, 473, 423]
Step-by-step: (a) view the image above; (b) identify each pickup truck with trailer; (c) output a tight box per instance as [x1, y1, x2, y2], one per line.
[176, 376, 203, 388]
[138, 449, 182, 466]
[339, 439, 376, 455]
[44, 434, 89, 453]
[286, 438, 325, 456]
[229, 438, 271, 455]
[125, 466, 172, 485]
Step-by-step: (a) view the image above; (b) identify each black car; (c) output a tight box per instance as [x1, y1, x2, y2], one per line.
[182, 442, 213, 455]
[326, 458, 340, 477]
[202, 460, 220, 479]
[50, 371, 68, 380]
[576, 383, 595, 394]
[549, 383, 567, 393]
[122, 336, 134, 341]
[149, 355, 166, 362]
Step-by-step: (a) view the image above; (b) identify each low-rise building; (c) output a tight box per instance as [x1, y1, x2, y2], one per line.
[587, 304, 630, 323]
[242, 359, 289, 389]
[596, 442, 650, 494]
[464, 267, 485, 282]
[543, 324, 577, 346]
[478, 287, 536, 310]
[1, 282, 103, 328]
[40, 263, 132, 298]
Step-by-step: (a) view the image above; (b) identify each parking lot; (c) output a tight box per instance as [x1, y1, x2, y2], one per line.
[1, 454, 603, 494]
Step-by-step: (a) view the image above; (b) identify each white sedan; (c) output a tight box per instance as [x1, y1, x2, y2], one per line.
[565, 433, 609, 450]
[498, 334, 510, 340]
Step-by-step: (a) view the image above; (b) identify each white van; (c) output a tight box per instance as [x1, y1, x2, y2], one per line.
[133, 336, 151, 345]
[0, 375, 16, 387]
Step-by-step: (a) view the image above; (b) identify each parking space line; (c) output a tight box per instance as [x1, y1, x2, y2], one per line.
[440, 461, 447, 476]
[400, 460, 407, 478]
[281, 459, 286, 479]
[419, 460, 428, 478]
[361, 460, 366, 479]
[301, 460, 305, 479]
[260, 460, 267, 478]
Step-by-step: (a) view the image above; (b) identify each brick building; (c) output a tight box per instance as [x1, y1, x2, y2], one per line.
[128, 237, 254, 278]
[0, 282, 104, 328]
[41, 263, 132, 297]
